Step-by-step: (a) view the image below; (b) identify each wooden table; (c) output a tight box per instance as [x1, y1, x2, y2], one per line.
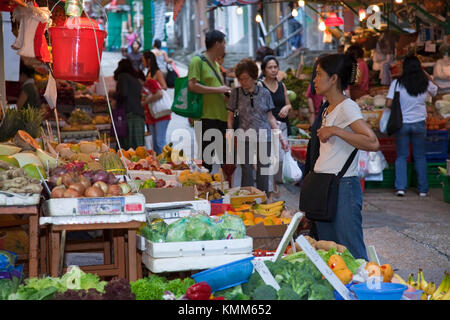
[0, 206, 39, 277]
[47, 221, 141, 281]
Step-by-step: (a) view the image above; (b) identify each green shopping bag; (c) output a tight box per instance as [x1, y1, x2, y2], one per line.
[171, 75, 203, 118]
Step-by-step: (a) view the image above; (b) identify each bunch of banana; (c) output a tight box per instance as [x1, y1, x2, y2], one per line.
[406, 270, 450, 300]
[431, 271, 450, 300]
[253, 201, 284, 217]
[157, 143, 173, 162]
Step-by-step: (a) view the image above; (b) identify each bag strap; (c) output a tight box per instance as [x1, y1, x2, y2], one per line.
[234, 87, 240, 114]
[337, 148, 359, 179]
[199, 54, 224, 85]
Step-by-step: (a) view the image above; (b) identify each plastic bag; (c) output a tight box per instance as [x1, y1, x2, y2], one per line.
[282, 151, 303, 184]
[358, 151, 370, 178]
[185, 214, 222, 241]
[140, 219, 168, 243]
[216, 213, 246, 240]
[166, 218, 189, 242]
[367, 151, 387, 175]
[379, 108, 391, 134]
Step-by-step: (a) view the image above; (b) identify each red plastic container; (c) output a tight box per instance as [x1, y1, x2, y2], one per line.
[378, 137, 412, 164]
[49, 18, 106, 82]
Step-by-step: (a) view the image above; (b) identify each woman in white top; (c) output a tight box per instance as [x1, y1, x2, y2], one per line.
[151, 39, 172, 77]
[308, 53, 379, 260]
[433, 44, 450, 95]
[386, 55, 439, 197]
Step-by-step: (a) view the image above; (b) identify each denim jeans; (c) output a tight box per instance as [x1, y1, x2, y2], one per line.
[149, 119, 170, 155]
[316, 176, 368, 260]
[395, 121, 428, 193]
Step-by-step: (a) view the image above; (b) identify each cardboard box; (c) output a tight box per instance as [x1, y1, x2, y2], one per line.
[246, 222, 288, 251]
[140, 186, 196, 204]
[227, 187, 266, 207]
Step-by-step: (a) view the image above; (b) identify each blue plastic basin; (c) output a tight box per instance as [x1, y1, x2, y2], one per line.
[351, 283, 408, 300]
[191, 256, 254, 293]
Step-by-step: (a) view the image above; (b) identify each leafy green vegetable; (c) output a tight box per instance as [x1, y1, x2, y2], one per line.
[0, 276, 21, 300]
[214, 285, 250, 300]
[308, 283, 334, 300]
[130, 275, 195, 300]
[277, 285, 301, 300]
[252, 284, 277, 300]
[8, 286, 58, 300]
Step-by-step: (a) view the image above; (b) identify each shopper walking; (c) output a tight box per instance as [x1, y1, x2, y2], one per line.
[386, 55, 438, 197]
[187, 29, 231, 175]
[142, 50, 171, 155]
[346, 44, 369, 100]
[260, 55, 292, 200]
[114, 59, 145, 150]
[152, 39, 172, 77]
[302, 53, 379, 260]
[227, 58, 289, 195]
[126, 40, 143, 72]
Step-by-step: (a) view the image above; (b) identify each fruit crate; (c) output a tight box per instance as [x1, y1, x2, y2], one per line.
[365, 163, 412, 189]
[411, 162, 446, 189]
[210, 199, 232, 216]
[378, 137, 412, 164]
[425, 130, 449, 162]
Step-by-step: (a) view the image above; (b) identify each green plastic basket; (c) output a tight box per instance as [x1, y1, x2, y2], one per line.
[365, 164, 412, 189]
[439, 175, 450, 203]
[411, 162, 446, 189]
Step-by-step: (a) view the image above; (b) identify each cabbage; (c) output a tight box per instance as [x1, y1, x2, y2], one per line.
[166, 218, 189, 242]
[184, 214, 222, 241]
[216, 213, 246, 240]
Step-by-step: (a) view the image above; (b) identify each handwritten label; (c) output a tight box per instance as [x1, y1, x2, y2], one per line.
[252, 259, 280, 291]
[78, 197, 124, 215]
[295, 235, 355, 300]
[272, 212, 304, 261]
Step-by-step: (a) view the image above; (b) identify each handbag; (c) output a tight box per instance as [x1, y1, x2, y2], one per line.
[165, 63, 178, 89]
[299, 148, 358, 222]
[148, 89, 172, 119]
[171, 57, 204, 118]
[111, 96, 128, 138]
[387, 80, 403, 136]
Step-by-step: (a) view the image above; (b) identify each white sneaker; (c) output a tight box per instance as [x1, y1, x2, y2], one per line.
[419, 193, 427, 197]
[395, 190, 405, 197]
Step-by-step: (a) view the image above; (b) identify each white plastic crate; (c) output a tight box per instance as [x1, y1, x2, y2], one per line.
[136, 234, 253, 258]
[43, 193, 145, 216]
[0, 192, 40, 206]
[141, 252, 252, 273]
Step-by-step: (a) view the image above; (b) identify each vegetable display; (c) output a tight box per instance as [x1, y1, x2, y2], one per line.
[130, 275, 194, 300]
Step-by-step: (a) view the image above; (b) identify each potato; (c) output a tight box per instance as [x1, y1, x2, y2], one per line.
[315, 240, 338, 251]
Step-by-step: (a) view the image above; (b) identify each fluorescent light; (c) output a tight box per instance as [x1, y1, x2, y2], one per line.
[373, 5, 380, 12]
[292, 8, 298, 17]
[236, 6, 243, 15]
[319, 20, 326, 31]
[298, 0, 305, 7]
[395, 0, 403, 3]
[255, 14, 262, 23]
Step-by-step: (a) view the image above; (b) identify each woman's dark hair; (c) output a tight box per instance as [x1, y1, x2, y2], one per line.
[143, 50, 160, 78]
[398, 55, 428, 96]
[132, 40, 141, 48]
[205, 30, 226, 50]
[310, 53, 329, 95]
[113, 58, 140, 81]
[255, 46, 275, 63]
[261, 55, 279, 76]
[317, 53, 357, 91]
[153, 39, 161, 49]
[345, 45, 364, 60]
[234, 58, 259, 80]
[20, 62, 35, 78]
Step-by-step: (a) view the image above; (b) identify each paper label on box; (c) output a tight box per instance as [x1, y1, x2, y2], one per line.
[295, 235, 355, 300]
[252, 259, 280, 291]
[125, 203, 143, 212]
[77, 197, 124, 215]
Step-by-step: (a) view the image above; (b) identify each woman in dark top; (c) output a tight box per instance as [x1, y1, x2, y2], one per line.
[126, 40, 143, 72]
[260, 55, 292, 200]
[113, 59, 145, 150]
[17, 63, 40, 109]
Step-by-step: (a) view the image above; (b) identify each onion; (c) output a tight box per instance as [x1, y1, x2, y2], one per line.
[68, 182, 86, 195]
[118, 182, 132, 195]
[82, 171, 95, 183]
[107, 184, 122, 196]
[107, 172, 119, 185]
[51, 186, 66, 198]
[85, 186, 104, 198]
[78, 176, 91, 189]
[62, 173, 75, 188]
[51, 166, 68, 177]
[93, 170, 109, 183]
[63, 188, 81, 198]
[93, 181, 108, 194]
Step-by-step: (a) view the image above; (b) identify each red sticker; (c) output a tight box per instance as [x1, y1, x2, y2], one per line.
[126, 203, 142, 212]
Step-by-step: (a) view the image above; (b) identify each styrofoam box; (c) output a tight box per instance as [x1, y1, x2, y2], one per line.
[0, 193, 40, 206]
[136, 234, 253, 258]
[128, 170, 178, 182]
[141, 252, 252, 273]
[43, 193, 145, 216]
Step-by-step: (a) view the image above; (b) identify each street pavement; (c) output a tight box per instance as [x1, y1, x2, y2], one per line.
[101, 51, 450, 285]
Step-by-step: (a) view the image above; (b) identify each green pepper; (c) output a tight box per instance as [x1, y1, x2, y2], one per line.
[186, 282, 212, 300]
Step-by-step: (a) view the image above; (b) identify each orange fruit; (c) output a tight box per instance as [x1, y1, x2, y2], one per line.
[272, 217, 282, 225]
[254, 217, 264, 224]
[281, 218, 291, 225]
[243, 219, 255, 226]
[243, 211, 254, 221]
[263, 217, 274, 226]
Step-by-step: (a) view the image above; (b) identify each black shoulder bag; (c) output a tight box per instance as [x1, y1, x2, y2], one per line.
[387, 80, 403, 136]
[299, 148, 358, 222]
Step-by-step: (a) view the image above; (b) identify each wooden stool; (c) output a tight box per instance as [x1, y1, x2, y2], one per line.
[0, 205, 39, 277]
[47, 221, 141, 281]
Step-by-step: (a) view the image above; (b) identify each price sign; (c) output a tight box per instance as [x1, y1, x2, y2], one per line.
[295, 235, 356, 300]
[78, 197, 124, 215]
[251, 259, 280, 291]
[272, 212, 304, 262]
